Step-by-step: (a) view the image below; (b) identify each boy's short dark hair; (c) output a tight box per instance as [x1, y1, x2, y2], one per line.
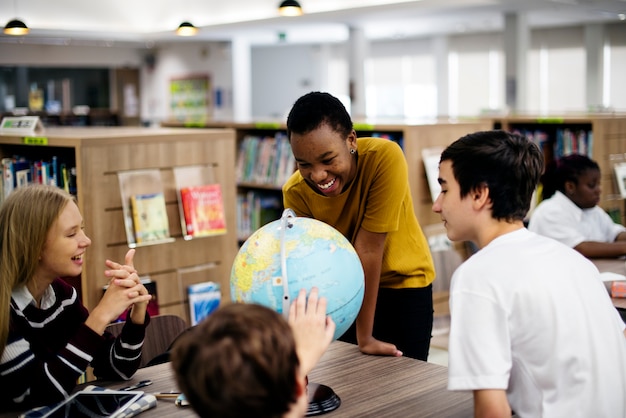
[440, 130, 543, 221]
[170, 303, 300, 418]
[286, 91, 353, 139]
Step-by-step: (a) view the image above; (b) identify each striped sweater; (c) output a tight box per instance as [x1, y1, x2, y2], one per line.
[0, 278, 149, 411]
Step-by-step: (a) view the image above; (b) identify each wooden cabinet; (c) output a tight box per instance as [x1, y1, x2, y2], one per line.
[0, 127, 238, 325]
[493, 115, 626, 225]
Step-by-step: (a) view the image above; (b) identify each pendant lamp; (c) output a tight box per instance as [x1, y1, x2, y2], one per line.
[3, 18, 29, 35]
[176, 21, 198, 36]
[278, 0, 303, 17]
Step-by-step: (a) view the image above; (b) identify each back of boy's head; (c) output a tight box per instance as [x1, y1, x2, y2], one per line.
[286, 91, 353, 139]
[441, 130, 543, 221]
[541, 153, 600, 199]
[170, 303, 299, 418]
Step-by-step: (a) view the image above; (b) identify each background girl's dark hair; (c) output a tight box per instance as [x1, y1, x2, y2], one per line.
[541, 154, 600, 199]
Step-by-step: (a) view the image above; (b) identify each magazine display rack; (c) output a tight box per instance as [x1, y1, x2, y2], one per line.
[118, 169, 175, 247]
[173, 164, 227, 240]
[0, 127, 238, 325]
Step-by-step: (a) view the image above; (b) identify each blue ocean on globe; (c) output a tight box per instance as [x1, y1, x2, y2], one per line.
[230, 211, 365, 341]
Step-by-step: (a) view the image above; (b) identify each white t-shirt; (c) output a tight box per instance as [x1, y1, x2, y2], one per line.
[528, 191, 626, 248]
[448, 228, 626, 417]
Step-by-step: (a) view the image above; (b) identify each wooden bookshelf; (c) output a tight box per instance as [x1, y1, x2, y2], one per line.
[162, 119, 492, 321]
[162, 119, 492, 232]
[493, 115, 626, 225]
[0, 127, 238, 326]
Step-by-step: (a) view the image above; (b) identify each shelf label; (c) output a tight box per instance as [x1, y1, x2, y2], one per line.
[353, 123, 375, 130]
[23, 136, 49, 145]
[184, 122, 206, 128]
[0, 116, 44, 134]
[254, 122, 282, 129]
[536, 118, 564, 124]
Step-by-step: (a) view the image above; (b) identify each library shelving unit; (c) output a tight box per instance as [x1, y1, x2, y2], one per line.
[492, 114, 626, 225]
[162, 119, 493, 233]
[0, 127, 238, 325]
[163, 121, 290, 242]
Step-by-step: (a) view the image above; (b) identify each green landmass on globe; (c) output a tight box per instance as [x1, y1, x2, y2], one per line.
[231, 212, 365, 341]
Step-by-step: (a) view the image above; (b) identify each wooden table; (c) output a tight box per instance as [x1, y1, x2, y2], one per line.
[306, 342, 472, 417]
[2, 341, 472, 418]
[590, 257, 626, 310]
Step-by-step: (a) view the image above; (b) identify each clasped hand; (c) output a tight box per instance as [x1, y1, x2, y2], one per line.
[86, 249, 151, 334]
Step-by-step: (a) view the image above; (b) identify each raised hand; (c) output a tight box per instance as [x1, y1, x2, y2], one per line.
[288, 287, 335, 377]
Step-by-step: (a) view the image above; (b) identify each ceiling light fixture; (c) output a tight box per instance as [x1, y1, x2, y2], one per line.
[278, 0, 303, 17]
[176, 21, 198, 36]
[3, 18, 29, 35]
[4, 0, 28, 35]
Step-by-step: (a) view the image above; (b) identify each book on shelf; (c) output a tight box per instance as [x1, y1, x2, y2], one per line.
[188, 281, 221, 326]
[236, 132, 295, 187]
[15, 161, 31, 188]
[180, 184, 227, 238]
[0, 155, 70, 203]
[614, 162, 626, 199]
[236, 190, 282, 240]
[422, 147, 444, 203]
[2, 157, 14, 200]
[130, 192, 171, 244]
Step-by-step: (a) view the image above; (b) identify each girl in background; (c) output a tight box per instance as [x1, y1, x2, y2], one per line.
[528, 154, 626, 258]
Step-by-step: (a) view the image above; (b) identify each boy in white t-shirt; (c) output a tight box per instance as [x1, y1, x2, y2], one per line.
[432, 130, 626, 417]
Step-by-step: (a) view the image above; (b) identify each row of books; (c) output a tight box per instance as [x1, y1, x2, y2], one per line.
[513, 128, 593, 159]
[236, 190, 282, 241]
[236, 133, 296, 187]
[371, 132, 404, 149]
[129, 184, 227, 246]
[555, 128, 593, 158]
[1, 155, 76, 203]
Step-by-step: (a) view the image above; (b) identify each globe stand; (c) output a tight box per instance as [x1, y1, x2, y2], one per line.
[306, 382, 341, 416]
[275, 209, 345, 416]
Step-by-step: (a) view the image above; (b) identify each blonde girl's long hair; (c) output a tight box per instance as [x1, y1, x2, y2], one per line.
[0, 185, 74, 356]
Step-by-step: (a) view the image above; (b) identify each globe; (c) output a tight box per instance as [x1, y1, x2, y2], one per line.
[230, 210, 365, 341]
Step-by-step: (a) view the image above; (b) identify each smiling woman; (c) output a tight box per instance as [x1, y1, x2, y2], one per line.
[282, 91, 436, 361]
[0, 184, 152, 413]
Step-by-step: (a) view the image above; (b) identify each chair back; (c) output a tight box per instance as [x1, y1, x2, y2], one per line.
[106, 314, 188, 368]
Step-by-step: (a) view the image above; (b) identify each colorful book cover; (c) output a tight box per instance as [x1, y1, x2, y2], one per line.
[130, 192, 170, 244]
[615, 162, 626, 199]
[188, 281, 221, 326]
[2, 158, 14, 201]
[180, 184, 227, 238]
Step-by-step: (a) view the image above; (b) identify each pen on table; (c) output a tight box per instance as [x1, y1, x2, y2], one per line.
[120, 379, 153, 391]
[154, 392, 182, 399]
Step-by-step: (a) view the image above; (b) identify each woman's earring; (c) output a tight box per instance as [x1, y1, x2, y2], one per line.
[350, 149, 356, 155]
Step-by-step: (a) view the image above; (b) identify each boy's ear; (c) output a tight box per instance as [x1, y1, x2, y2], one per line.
[471, 183, 491, 209]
